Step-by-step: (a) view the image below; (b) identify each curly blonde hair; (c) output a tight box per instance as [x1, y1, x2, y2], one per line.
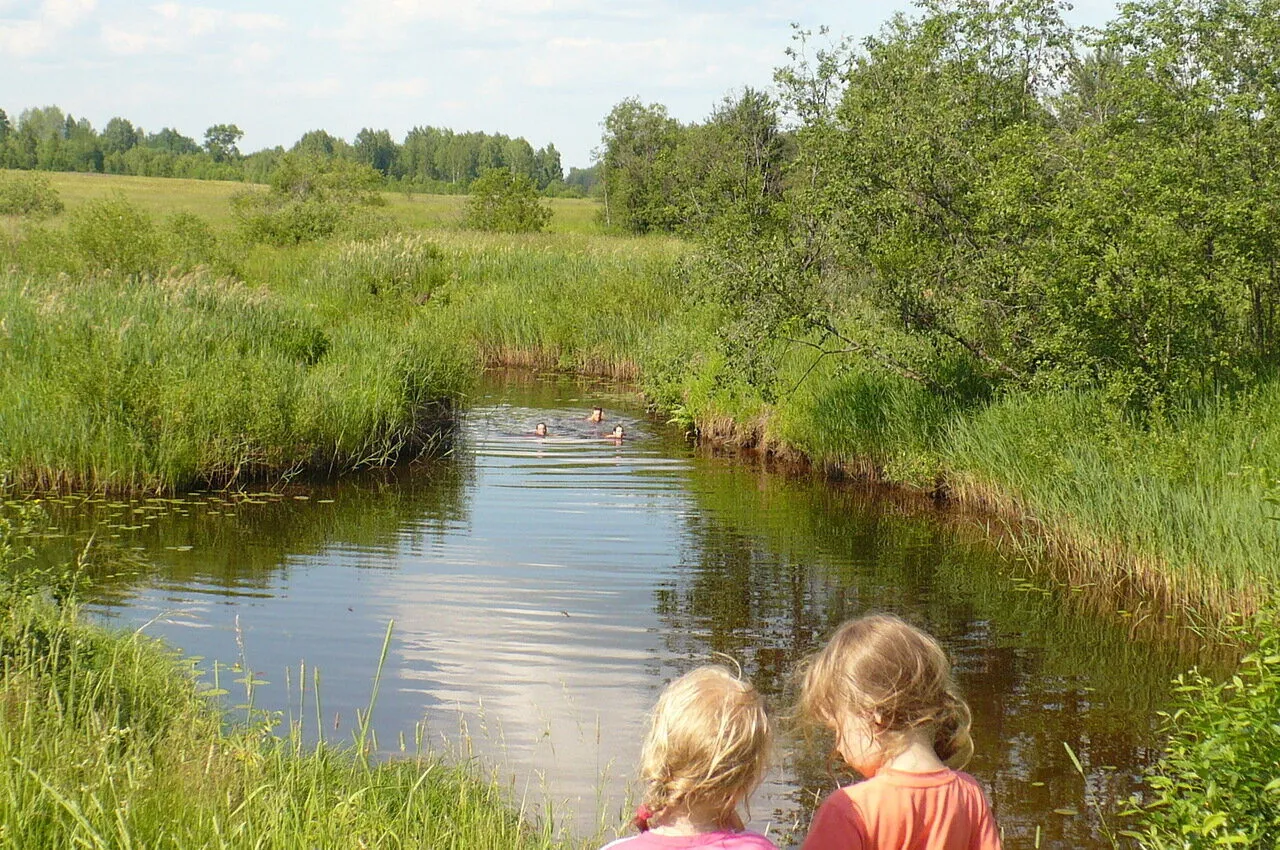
[638, 666, 772, 824]
[798, 614, 974, 768]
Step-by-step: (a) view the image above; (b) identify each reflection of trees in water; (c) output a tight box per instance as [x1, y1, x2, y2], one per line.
[34, 457, 474, 603]
[654, 463, 1192, 848]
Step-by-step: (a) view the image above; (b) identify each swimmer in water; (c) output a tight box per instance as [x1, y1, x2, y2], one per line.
[587, 407, 604, 423]
[610, 424, 625, 440]
[534, 423, 548, 437]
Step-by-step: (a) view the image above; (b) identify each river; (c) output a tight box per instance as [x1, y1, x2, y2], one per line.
[32, 371, 1190, 848]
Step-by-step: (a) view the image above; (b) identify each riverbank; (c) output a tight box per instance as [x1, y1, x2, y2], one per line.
[3, 170, 1277, 618]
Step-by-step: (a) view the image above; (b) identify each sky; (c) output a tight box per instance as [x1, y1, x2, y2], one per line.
[0, 0, 1121, 170]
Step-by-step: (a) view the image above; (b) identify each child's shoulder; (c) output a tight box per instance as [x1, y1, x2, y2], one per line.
[596, 831, 779, 850]
[721, 830, 781, 849]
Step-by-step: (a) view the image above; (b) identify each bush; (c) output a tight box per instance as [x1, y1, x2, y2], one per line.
[164, 211, 226, 273]
[1126, 617, 1280, 847]
[233, 155, 391, 246]
[68, 194, 162, 277]
[464, 168, 551, 233]
[0, 171, 64, 219]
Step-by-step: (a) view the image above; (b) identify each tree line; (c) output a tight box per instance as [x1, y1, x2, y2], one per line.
[0, 105, 599, 196]
[598, 0, 1280, 411]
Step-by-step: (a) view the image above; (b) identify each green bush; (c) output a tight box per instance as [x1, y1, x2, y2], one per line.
[1126, 617, 1280, 847]
[68, 194, 162, 277]
[464, 168, 551, 233]
[232, 154, 391, 246]
[0, 171, 64, 218]
[163, 210, 224, 272]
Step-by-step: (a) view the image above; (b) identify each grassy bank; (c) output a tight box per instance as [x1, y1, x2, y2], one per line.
[0, 171, 678, 492]
[0, 591, 568, 849]
[667, 342, 1280, 617]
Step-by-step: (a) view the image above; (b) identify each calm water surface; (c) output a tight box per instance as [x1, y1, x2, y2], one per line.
[40, 372, 1190, 848]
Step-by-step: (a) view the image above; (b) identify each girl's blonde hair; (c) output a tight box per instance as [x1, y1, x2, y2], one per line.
[798, 613, 974, 768]
[639, 665, 772, 823]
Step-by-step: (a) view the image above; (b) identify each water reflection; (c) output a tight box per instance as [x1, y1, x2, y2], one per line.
[30, 372, 1192, 849]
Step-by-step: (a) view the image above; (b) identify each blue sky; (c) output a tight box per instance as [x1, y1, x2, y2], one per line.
[1, 0, 1120, 169]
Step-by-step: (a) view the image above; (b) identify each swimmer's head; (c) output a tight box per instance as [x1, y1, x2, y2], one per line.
[535, 423, 548, 437]
[612, 424, 625, 439]
[589, 407, 604, 423]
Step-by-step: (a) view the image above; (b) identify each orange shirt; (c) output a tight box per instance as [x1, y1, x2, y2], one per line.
[800, 768, 1001, 850]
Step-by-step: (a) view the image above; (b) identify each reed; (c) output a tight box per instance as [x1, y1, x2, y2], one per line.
[0, 267, 471, 492]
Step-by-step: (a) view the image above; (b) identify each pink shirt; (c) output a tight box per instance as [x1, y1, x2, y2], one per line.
[801, 768, 1001, 850]
[600, 830, 779, 850]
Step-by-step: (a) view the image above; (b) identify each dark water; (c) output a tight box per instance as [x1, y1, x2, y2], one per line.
[31, 372, 1190, 847]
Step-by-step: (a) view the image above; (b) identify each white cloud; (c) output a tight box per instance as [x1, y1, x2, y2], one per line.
[267, 76, 345, 99]
[102, 4, 287, 56]
[230, 40, 278, 74]
[0, 0, 96, 57]
[371, 77, 431, 99]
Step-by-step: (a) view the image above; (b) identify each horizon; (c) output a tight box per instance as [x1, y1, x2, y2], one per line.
[2, 0, 1120, 172]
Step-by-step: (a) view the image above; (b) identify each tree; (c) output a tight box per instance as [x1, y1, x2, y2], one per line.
[204, 123, 243, 162]
[598, 97, 682, 232]
[101, 117, 142, 155]
[353, 128, 397, 175]
[292, 129, 345, 158]
[463, 168, 550, 232]
[533, 143, 563, 189]
[147, 127, 201, 155]
[0, 108, 9, 144]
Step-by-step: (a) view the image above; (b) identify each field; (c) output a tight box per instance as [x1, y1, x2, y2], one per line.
[22, 171, 603, 233]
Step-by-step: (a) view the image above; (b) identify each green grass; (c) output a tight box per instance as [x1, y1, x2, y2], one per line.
[0, 592, 572, 849]
[0, 259, 472, 492]
[19, 170, 603, 235]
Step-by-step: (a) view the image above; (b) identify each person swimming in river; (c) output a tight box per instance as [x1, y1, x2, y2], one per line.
[587, 407, 605, 423]
[610, 424, 625, 440]
[534, 422, 548, 437]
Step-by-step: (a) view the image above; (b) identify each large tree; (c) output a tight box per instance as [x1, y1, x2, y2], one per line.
[203, 123, 243, 162]
[598, 98, 681, 232]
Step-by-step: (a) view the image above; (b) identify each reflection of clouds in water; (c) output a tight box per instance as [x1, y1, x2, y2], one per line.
[384, 568, 657, 832]
[377, 413, 694, 833]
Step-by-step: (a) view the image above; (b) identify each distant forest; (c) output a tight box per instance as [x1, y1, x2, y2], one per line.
[0, 105, 601, 197]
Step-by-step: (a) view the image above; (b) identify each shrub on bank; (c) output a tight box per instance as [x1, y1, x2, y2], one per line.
[69, 193, 164, 277]
[464, 168, 551, 233]
[1125, 618, 1280, 848]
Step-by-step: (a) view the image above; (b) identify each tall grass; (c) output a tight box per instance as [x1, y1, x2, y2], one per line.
[0, 266, 471, 492]
[423, 231, 687, 380]
[0, 593, 571, 849]
[946, 387, 1280, 615]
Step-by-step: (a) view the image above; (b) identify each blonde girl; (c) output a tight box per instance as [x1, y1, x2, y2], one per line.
[601, 665, 778, 850]
[798, 614, 1000, 850]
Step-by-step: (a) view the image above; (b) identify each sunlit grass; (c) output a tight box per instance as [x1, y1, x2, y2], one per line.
[26, 170, 603, 234]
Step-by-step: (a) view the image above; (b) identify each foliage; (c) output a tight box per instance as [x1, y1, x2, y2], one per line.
[464, 168, 551, 233]
[232, 154, 389, 245]
[0, 170, 64, 218]
[678, 0, 1280, 413]
[68, 193, 163, 277]
[1123, 617, 1280, 847]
